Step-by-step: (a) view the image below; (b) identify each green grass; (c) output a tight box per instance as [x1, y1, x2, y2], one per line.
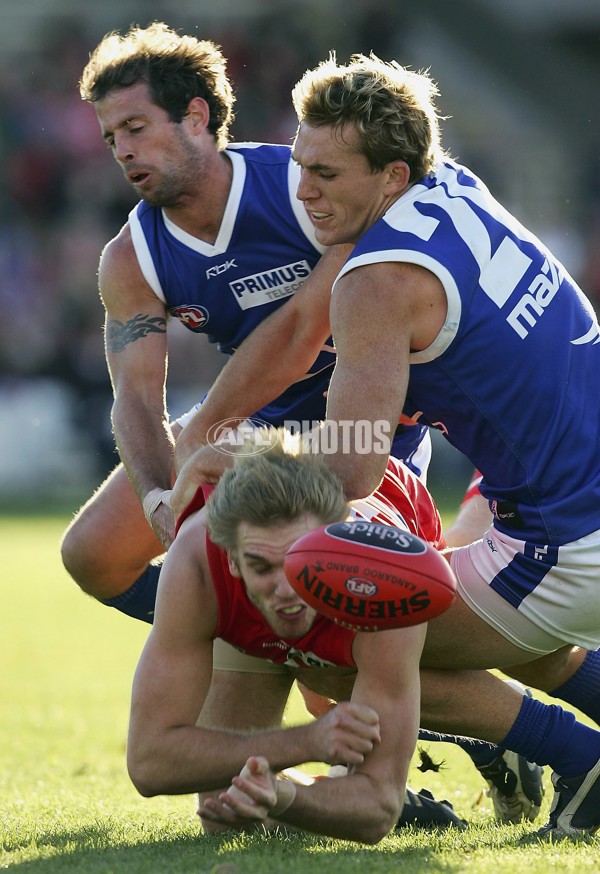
[2, 516, 599, 872]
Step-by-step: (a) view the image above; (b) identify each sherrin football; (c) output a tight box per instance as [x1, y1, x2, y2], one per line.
[284, 521, 457, 631]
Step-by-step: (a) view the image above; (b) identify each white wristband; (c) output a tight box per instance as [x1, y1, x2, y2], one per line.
[142, 488, 171, 524]
[270, 778, 297, 817]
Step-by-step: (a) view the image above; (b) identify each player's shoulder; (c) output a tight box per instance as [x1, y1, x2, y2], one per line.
[226, 141, 292, 167]
[99, 220, 136, 273]
[167, 510, 218, 603]
[153, 512, 219, 641]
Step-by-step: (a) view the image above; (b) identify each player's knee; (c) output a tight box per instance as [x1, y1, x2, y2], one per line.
[60, 517, 92, 585]
[60, 515, 113, 596]
[506, 645, 578, 692]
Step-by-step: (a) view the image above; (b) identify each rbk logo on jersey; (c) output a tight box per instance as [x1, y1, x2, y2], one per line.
[230, 261, 311, 310]
[169, 304, 210, 332]
[206, 259, 237, 279]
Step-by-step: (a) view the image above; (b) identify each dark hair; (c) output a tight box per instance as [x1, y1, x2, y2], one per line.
[79, 21, 235, 149]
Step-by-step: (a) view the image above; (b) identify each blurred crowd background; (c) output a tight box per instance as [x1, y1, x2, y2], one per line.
[2, 0, 600, 509]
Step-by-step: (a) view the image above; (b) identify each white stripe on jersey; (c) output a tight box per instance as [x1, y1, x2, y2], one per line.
[349, 494, 409, 530]
[128, 206, 165, 300]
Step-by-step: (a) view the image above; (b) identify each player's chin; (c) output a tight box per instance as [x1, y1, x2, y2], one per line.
[314, 225, 347, 247]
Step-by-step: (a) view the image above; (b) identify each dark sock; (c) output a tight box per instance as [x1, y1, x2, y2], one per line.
[418, 728, 501, 768]
[550, 650, 600, 725]
[501, 693, 600, 777]
[100, 563, 161, 623]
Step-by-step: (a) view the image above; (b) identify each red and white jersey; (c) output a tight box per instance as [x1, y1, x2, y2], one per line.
[348, 456, 444, 550]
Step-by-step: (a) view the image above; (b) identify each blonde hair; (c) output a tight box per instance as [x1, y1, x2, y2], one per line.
[79, 21, 235, 150]
[292, 52, 444, 179]
[206, 428, 349, 552]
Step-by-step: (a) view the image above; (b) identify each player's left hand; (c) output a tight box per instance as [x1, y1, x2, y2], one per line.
[199, 758, 276, 826]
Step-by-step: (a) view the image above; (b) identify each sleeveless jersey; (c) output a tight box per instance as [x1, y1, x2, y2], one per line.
[129, 142, 334, 426]
[335, 159, 600, 545]
[129, 142, 427, 462]
[205, 456, 444, 667]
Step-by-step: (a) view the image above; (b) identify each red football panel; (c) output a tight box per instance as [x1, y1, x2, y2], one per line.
[284, 544, 456, 632]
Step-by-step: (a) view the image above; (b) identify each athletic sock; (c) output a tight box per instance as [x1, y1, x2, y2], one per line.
[418, 728, 502, 768]
[550, 649, 600, 724]
[501, 693, 600, 778]
[100, 563, 161, 623]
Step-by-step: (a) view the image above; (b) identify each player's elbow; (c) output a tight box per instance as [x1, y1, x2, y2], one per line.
[355, 809, 400, 845]
[341, 468, 384, 502]
[343, 478, 380, 502]
[351, 789, 402, 844]
[373, 801, 402, 844]
[325, 453, 386, 501]
[126, 745, 164, 797]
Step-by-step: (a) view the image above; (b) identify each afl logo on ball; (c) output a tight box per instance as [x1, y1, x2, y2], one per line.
[345, 578, 378, 598]
[325, 521, 427, 555]
[170, 304, 210, 332]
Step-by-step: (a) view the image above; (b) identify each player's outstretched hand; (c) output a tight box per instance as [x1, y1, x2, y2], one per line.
[309, 701, 381, 766]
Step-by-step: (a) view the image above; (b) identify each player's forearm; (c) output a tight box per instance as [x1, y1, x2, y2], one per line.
[174, 312, 323, 472]
[319, 376, 391, 499]
[111, 394, 174, 502]
[127, 721, 324, 798]
[275, 771, 402, 844]
[443, 493, 491, 547]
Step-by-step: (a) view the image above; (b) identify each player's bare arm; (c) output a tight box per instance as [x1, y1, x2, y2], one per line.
[443, 493, 492, 547]
[203, 625, 425, 843]
[172, 244, 353, 475]
[99, 224, 175, 545]
[127, 514, 381, 796]
[324, 261, 447, 498]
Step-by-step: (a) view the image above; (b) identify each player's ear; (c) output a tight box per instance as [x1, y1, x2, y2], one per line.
[184, 96, 210, 133]
[383, 159, 410, 195]
[227, 551, 242, 577]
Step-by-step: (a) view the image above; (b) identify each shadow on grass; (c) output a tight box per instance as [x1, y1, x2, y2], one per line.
[3, 821, 548, 874]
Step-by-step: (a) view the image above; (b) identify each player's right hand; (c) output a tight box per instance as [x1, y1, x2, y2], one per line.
[170, 444, 234, 519]
[309, 701, 381, 766]
[150, 501, 175, 550]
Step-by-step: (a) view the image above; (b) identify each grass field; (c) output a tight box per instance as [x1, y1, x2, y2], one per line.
[2, 514, 599, 873]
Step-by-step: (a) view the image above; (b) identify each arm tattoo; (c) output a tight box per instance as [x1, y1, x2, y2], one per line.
[106, 314, 167, 353]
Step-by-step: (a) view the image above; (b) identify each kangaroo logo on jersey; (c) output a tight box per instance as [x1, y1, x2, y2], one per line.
[571, 320, 600, 346]
[230, 260, 311, 310]
[169, 304, 210, 332]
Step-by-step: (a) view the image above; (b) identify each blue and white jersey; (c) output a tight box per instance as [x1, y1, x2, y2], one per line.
[336, 159, 600, 544]
[129, 142, 428, 467]
[129, 142, 335, 427]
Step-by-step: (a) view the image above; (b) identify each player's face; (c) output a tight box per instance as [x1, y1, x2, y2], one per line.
[293, 121, 408, 246]
[229, 514, 323, 639]
[95, 81, 208, 207]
